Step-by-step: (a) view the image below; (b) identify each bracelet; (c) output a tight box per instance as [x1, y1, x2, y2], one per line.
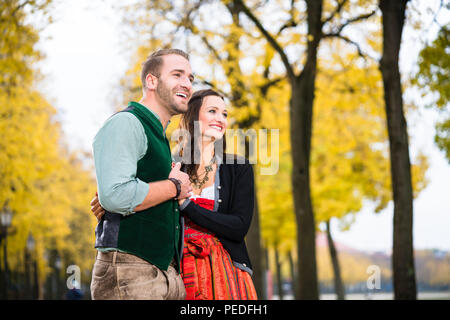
[168, 178, 181, 200]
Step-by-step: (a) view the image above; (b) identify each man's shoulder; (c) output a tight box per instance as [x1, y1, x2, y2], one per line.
[96, 110, 144, 135]
[104, 109, 140, 125]
[94, 110, 145, 146]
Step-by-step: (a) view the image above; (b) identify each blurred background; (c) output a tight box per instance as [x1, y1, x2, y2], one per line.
[0, 0, 449, 300]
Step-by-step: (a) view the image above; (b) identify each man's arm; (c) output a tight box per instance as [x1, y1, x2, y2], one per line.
[134, 180, 176, 211]
[93, 112, 152, 214]
[135, 162, 192, 211]
[92, 172, 189, 220]
[93, 112, 191, 215]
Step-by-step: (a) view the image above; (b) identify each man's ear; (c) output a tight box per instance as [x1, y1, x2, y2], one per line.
[145, 73, 158, 90]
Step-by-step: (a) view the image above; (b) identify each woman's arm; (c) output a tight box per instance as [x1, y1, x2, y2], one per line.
[181, 163, 254, 242]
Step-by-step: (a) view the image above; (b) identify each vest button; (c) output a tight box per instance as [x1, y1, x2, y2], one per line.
[243, 263, 247, 267]
[218, 199, 222, 203]
[217, 186, 222, 189]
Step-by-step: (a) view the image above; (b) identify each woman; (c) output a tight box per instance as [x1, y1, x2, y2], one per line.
[91, 89, 257, 300]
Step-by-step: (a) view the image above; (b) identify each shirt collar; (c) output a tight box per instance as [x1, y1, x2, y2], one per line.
[129, 101, 171, 135]
[147, 108, 171, 136]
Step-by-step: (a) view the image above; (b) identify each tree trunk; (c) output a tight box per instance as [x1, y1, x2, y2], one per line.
[379, 0, 417, 300]
[264, 245, 272, 299]
[0, 242, 4, 299]
[325, 220, 345, 300]
[287, 250, 296, 298]
[274, 245, 284, 300]
[2, 236, 9, 299]
[246, 179, 265, 299]
[33, 260, 39, 299]
[290, 0, 323, 300]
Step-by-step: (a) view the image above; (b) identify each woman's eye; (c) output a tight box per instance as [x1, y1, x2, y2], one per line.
[223, 113, 228, 118]
[209, 109, 216, 113]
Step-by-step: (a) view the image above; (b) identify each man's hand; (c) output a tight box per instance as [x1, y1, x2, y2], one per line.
[169, 162, 192, 200]
[91, 193, 106, 221]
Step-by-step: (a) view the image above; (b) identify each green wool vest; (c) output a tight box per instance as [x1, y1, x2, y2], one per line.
[117, 101, 180, 271]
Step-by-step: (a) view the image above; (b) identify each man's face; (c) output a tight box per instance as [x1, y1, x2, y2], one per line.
[155, 54, 194, 115]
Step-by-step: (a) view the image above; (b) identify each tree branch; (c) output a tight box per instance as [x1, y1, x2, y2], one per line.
[234, 0, 296, 81]
[259, 77, 284, 96]
[326, 10, 377, 35]
[322, 8, 378, 61]
[278, 20, 298, 35]
[175, 4, 222, 61]
[277, 0, 298, 35]
[322, 0, 348, 26]
[196, 78, 231, 100]
[323, 33, 366, 59]
[199, 33, 222, 61]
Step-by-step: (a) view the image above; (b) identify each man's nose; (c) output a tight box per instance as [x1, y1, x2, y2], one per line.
[180, 75, 192, 92]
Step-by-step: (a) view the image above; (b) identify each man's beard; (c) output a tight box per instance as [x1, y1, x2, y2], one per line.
[156, 79, 187, 115]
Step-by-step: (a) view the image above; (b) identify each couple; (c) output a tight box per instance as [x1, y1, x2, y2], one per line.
[90, 49, 257, 300]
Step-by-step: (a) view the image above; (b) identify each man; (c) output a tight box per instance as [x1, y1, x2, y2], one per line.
[90, 49, 193, 300]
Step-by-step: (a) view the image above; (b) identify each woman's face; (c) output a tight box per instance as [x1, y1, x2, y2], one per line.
[198, 95, 228, 140]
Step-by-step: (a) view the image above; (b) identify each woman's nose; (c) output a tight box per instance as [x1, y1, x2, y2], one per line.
[216, 114, 226, 123]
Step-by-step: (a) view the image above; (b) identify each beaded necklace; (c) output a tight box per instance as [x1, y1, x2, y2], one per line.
[190, 156, 216, 189]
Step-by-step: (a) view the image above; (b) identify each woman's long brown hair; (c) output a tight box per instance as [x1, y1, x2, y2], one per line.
[178, 89, 227, 181]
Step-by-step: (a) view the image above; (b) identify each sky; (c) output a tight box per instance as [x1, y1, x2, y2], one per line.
[36, 0, 450, 253]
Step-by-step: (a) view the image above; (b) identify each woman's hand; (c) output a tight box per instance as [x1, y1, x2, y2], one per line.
[90, 193, 105, 221]
[178, 198, 186, 207]
[178, 191, 193, 207]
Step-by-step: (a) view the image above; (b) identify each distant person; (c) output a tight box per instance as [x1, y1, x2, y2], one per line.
[66, 285, 83, 300]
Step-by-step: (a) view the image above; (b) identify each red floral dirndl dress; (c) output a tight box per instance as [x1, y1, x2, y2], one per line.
[180, 185, 258, 300]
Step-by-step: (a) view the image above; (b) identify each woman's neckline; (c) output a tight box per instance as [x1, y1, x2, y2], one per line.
[190, 184, 215, 199]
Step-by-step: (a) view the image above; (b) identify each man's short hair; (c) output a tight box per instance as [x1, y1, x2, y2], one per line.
[141, 49, 190, 89]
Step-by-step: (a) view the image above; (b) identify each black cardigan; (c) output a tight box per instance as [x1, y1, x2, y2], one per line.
[180, 157, 255, 271]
